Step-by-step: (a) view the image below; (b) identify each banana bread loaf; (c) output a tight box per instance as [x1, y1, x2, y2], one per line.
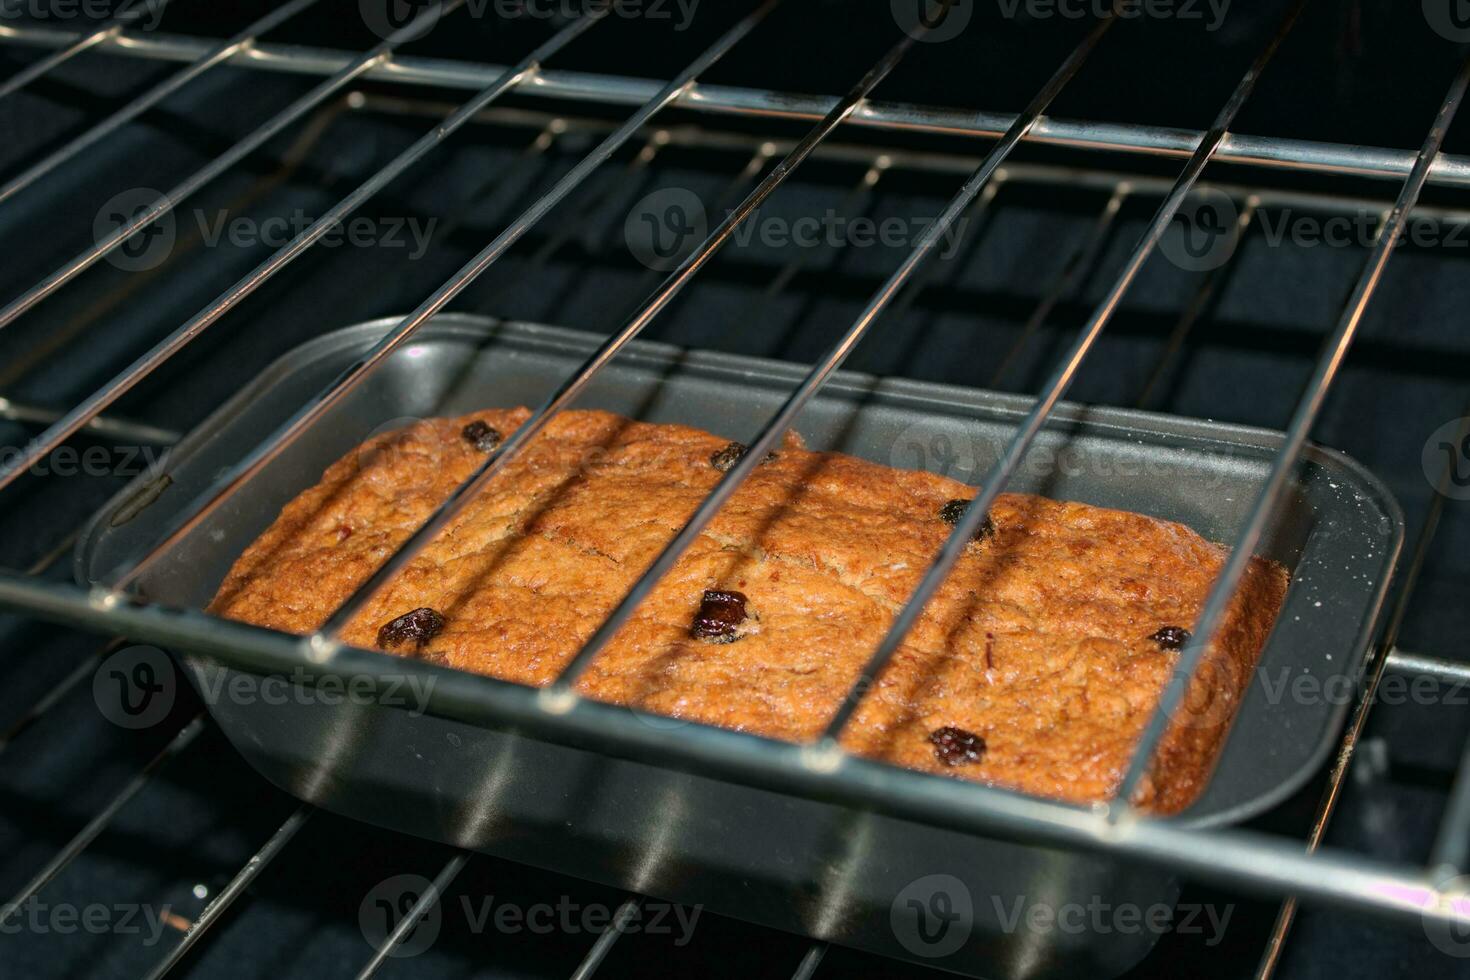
[210, 408, 1288, 813]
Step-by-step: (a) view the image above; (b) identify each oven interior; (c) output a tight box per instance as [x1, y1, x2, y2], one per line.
[0, 1, 1468, 977]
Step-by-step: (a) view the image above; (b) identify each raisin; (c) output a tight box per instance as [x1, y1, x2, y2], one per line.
[377, 607, 445, 649]
[710, 441, 776, 473]
[930, 726, 986, 766]
[1150, 625, 1191, 650]
[691, 589, 749, 642]
[939, 499, 996, 542]
[462, 420, 503, 453]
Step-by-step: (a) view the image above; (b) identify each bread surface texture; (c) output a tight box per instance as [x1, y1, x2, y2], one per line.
[211, 408, 1288, 813]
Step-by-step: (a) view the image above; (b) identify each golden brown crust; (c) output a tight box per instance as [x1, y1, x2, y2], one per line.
[210, 408, 1288, 813]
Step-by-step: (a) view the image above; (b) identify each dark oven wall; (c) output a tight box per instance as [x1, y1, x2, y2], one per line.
[0, 2, 1467, 979]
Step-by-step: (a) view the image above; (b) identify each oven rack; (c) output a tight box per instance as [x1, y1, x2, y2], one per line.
[8, 12, 1470, 189]
[0, 2, 1468, 977]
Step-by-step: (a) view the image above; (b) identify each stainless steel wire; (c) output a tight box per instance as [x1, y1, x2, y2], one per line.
[1387, 648, 1470, 686]
[0, 564, 1467, 929]
[0, 9, 600, 494]
[0, 713, 206, 926]
[569, 897, 641, 980]
[142, 806, 313, 980]
[8, 20, 1470, 187]
[0, 637, 122, 752]
[820, 0, 1309, 747]
[355, 852, 469, 979]
[312, 15, 922, 644]
[0, 0, 456, 332]
[549, 15, 1115, 698]
[1114, 53, 1470, 809]
[1134, 195, 1263, 409]
[0, 2, 1466, 955]
[106, 0, 783, 593]
[986, 182, 1130, 388]
[1255, 409, 1470, 978]
[790, 942, 827, 979]
[0, 396, 180, 447]
[0, 0, 321, 206]
[0, 0, 175, 101]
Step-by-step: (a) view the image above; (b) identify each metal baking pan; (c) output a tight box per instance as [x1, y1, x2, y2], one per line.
[76, 315, 1402, 978]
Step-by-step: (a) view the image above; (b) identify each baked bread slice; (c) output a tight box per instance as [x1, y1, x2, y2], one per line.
[210, 408, 1288, 813]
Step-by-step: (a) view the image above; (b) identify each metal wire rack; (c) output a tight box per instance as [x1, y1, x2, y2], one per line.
[1, 1, 1469, 977]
